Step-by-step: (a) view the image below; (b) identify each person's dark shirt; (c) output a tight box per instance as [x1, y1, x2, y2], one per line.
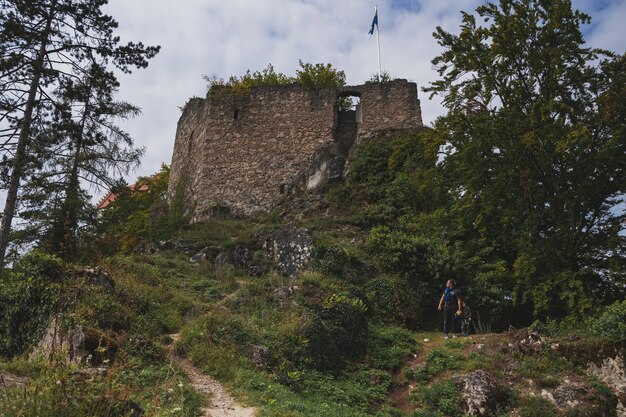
[443, 288, 461, 308]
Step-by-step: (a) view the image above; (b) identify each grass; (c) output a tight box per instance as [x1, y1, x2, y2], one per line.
[0, 351, 203, 417]
[1, 215, 621, 416]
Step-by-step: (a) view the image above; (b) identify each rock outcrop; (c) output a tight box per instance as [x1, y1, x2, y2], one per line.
[257, 225, 312, 278]
[455, 370, 500, 416]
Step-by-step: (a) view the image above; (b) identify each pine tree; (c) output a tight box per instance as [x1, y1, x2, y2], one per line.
[19, 60, 144, 260]
[0, 0, 159, 266]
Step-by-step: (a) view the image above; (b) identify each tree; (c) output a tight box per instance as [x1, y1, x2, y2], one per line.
[19, 61, 144, 260]
[0, 0, 159, 266]
[424, 0, 626, 320]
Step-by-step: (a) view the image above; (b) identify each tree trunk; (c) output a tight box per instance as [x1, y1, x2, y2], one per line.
[0, 7, 54, 268]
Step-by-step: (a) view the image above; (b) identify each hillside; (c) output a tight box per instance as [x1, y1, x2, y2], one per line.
[1, 173, 624, 416]
[1, 0, 625, 415]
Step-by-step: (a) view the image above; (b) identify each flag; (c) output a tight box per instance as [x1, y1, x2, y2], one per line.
[368, 9, 378, 35]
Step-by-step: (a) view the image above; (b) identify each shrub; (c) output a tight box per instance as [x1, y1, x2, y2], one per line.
[425, 349, 461, 376]
[412, 380, 462, 417]
[310, 243, 368, 283]
[589, 299, 626, 342]
[305, 293, 368, 370]
[366, 276, 402, 323]
[0, 252, 63, 356]
[367, 325, 416, 371]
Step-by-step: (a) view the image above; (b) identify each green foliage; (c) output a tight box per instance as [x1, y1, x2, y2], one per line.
[588, 299, 626, 342]
[0, 353, 202, 416]
[365, 227, 441, 328]
[295, 60, 346, 89]
[305, 293, 369, 369]
[204, 61, 346, 96]
[365, 276, 403, 323]
[0, 252, 63, 357]
[311, 243, 368, 284]
[518, 396, 558, 417]
[369, 71, 393, 83]
[93, 164, 188, 255]
[423, 0, 626, 322]
[366, 325, 417, 371]
[424, 349, 461, 376]
[411, 379, 463, 417]
[204, 63, 292, 96]
[516, 350, 576, 379]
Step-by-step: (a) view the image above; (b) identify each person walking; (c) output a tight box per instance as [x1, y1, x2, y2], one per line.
[437, 279, 462, 339]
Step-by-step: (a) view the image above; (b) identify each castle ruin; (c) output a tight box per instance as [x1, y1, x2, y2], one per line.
[167, 79, 423, 221]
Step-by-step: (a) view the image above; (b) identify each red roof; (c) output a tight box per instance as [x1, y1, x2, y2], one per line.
[96, 182, 149, 209]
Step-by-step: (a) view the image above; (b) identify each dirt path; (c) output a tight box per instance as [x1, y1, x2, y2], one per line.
[168, 333, 256, 417]
[389, 335, 440, 415]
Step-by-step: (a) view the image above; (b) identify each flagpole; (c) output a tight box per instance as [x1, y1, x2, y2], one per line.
[375, 5, 382, 81]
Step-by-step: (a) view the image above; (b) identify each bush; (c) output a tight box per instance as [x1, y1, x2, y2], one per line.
[589, 299, 626, 342]
[0, 355, 202, 416]
[311, 243, 368, 283]
[366, 276, 402, 323]
[411, 380, 462, 417]
[0, 252, 63, 357]
[367, 325, 416, 371]
[305, 293, 368, 370]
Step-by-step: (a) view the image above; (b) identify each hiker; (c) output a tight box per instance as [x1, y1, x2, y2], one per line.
[437, 279, 462, 339]
[460, 300, 472, 336]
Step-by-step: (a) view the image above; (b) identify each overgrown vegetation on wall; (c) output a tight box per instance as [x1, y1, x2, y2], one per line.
[203, 60, 346, 95]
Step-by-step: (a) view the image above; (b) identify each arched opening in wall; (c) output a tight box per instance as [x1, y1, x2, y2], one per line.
[234, 108, 240, 120]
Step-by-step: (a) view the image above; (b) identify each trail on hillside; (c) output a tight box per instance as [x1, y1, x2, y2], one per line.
[389, 335, 439, 414]
[168, 333, 256, 417]
[390, 333, 491, 415]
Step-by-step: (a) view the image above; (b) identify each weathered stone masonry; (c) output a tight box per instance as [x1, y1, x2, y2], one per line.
[168, 79, 423, 221]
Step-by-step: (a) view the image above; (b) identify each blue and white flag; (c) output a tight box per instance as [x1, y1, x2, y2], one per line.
[368, 9, 378, 35]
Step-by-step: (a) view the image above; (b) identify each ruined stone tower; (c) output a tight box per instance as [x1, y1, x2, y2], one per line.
[167, 79, 423, 221]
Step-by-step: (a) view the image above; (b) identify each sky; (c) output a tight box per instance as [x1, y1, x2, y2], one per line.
[98, 0, 626, 187]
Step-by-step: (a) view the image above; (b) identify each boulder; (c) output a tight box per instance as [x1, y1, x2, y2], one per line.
[30, 316, 117, 365]
[257, 225, 312, 278]
[0, 372, 28, 390]
[215, 246, 267, 276]
[541, 382, 586, 409]
[76, 267, 115, 291]
[189, 249, 208, 263]
[251, 344, 270, 369]
[588, 355, 626, 414]
[272, 285, 300, 307]
[455, 370, 499, 416]
[516, 329, 546, 354]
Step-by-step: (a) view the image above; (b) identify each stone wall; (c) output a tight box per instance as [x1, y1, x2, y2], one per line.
[168, 79, 423, 221]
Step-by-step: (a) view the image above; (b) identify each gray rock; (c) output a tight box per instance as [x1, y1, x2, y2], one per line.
[455, 370, 498, 416]
[251, 345, 270, 369]
[215, 246, 266, 276]
[541, 381, 585, 409]
[272, 285, 300, 307]
[30, 316, 87, 363]
[258, 225, 312, 278]
[516, 329, 546, 353]
[76, 267, 115, 291]
[30, 316, 117, 365]
[0, 372, 28, 390]
[588, 355, 626, 415]
[189, 250, 208, 263]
